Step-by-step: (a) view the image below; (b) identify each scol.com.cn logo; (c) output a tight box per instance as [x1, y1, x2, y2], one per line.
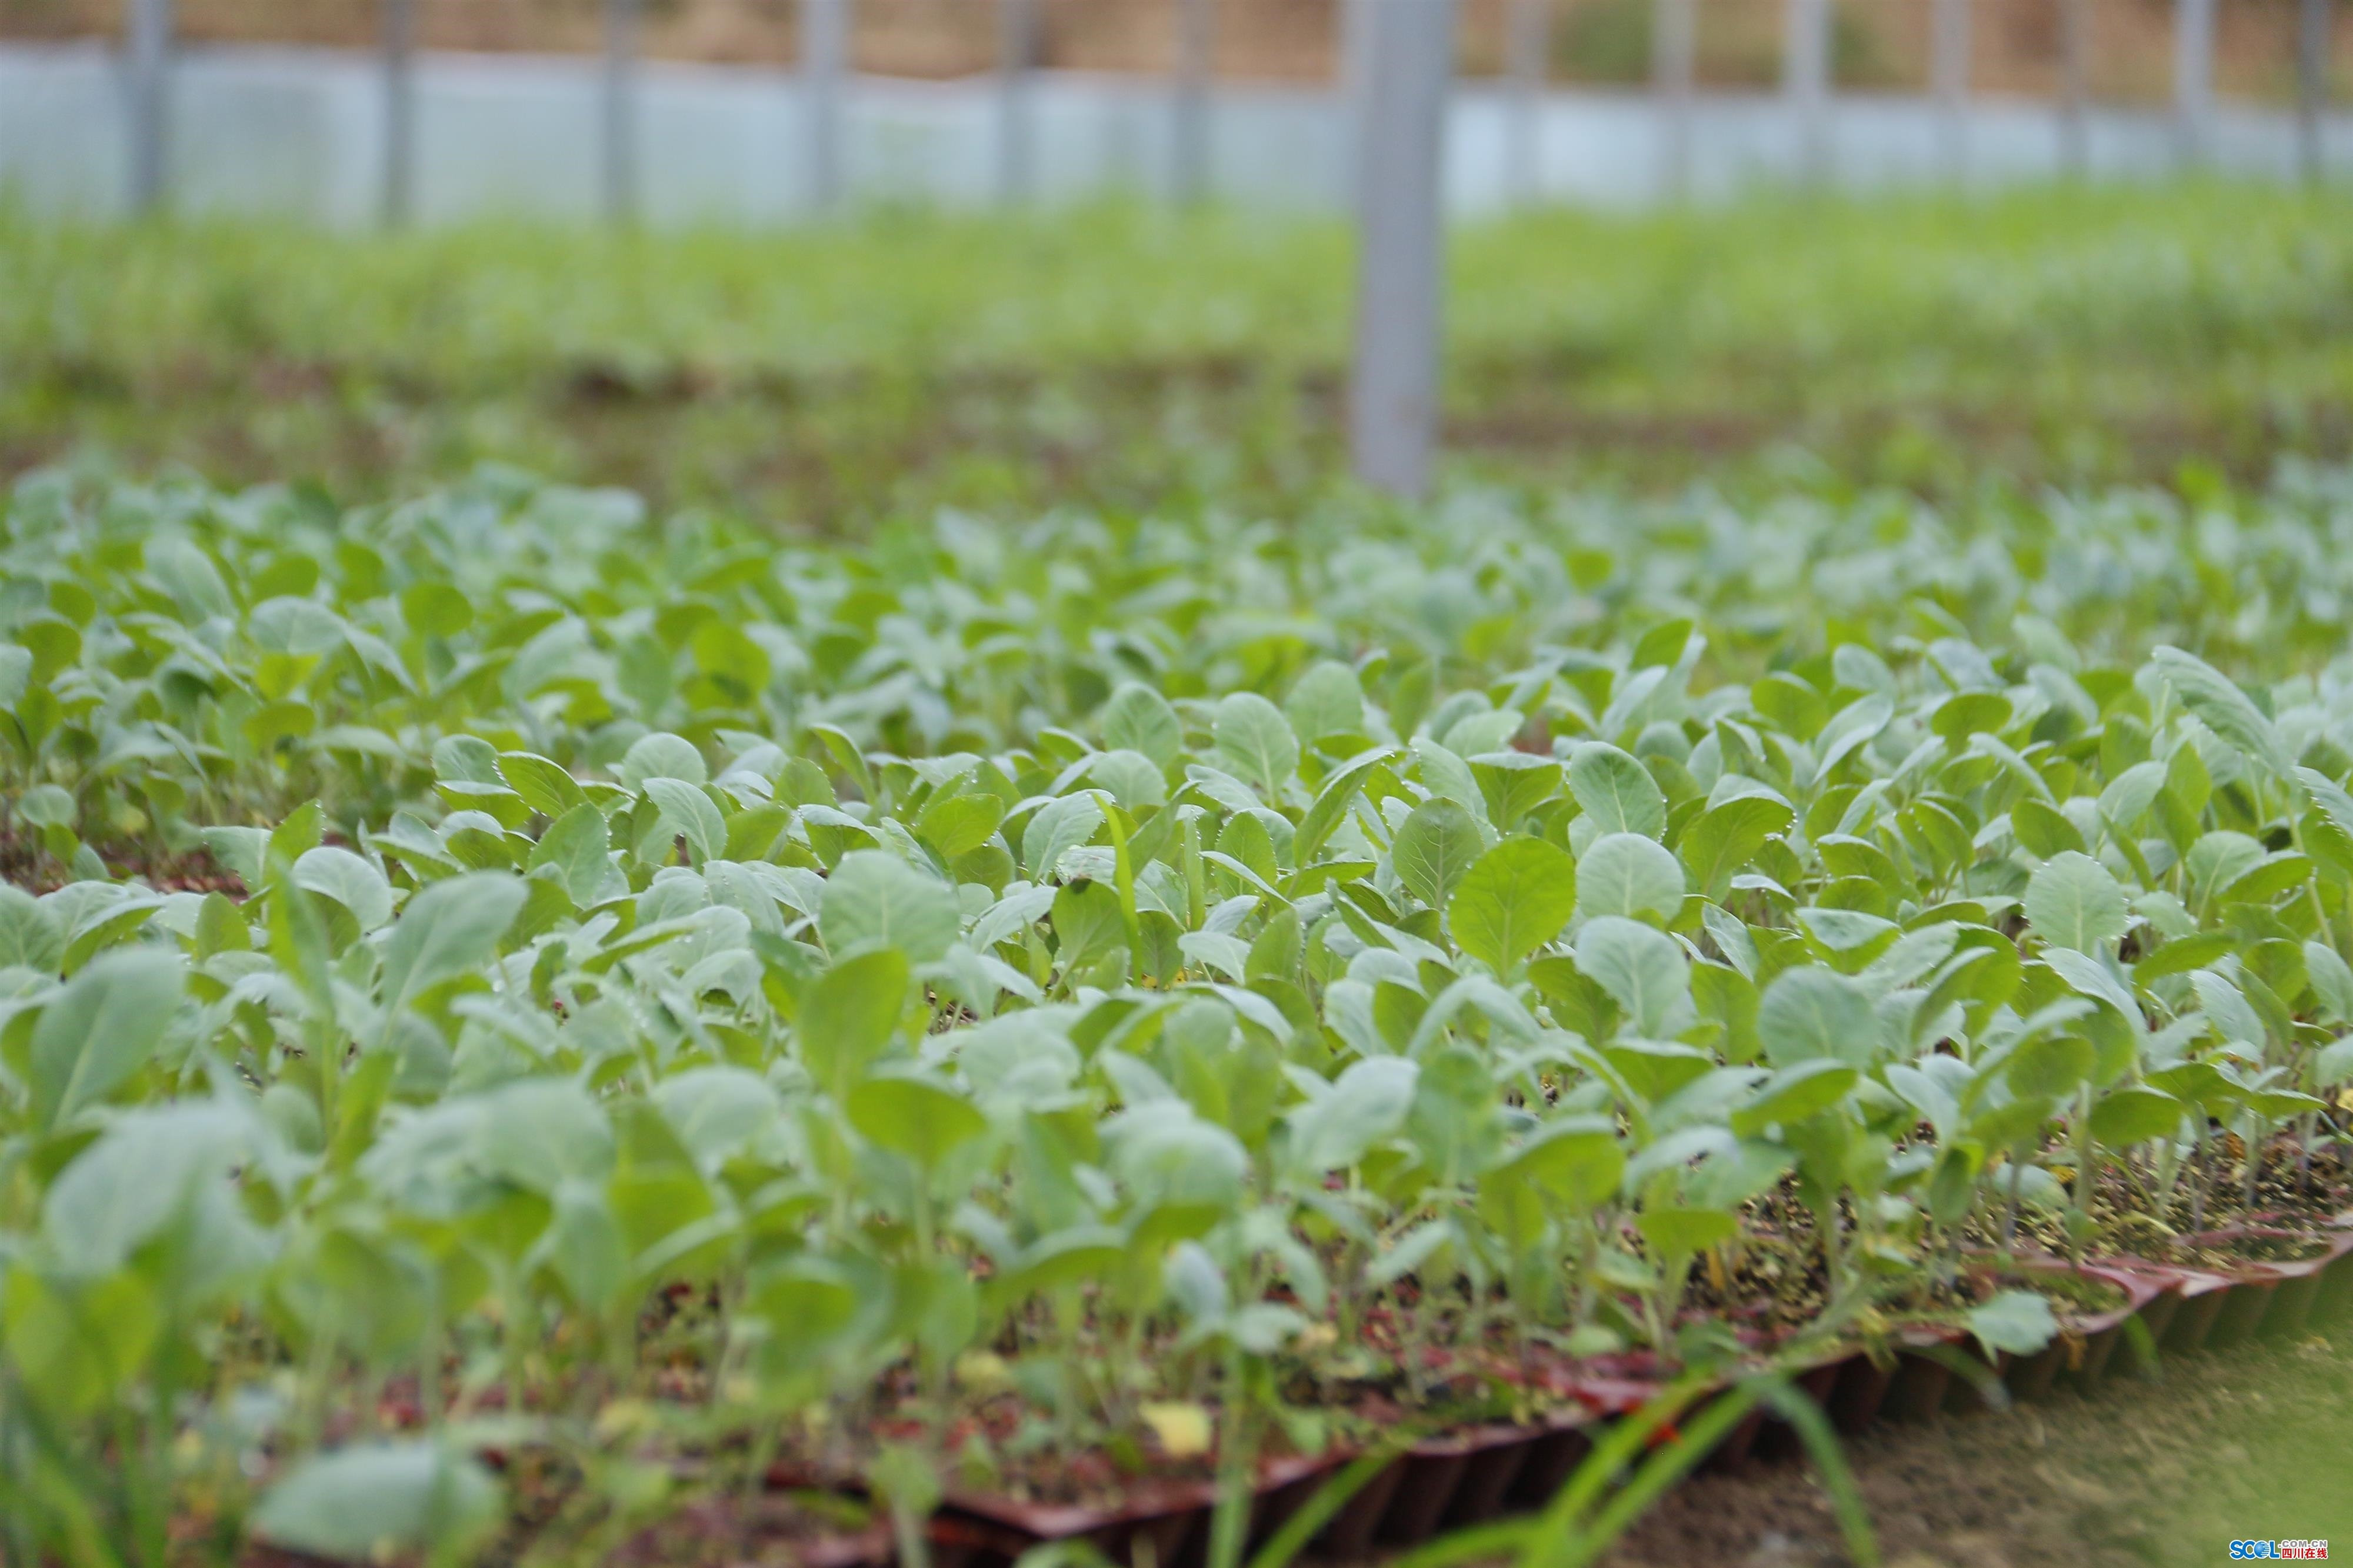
[2228, 1543, 2329, 1560]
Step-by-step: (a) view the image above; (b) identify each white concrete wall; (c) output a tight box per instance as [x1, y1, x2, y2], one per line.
[2, 39, 2348, 226]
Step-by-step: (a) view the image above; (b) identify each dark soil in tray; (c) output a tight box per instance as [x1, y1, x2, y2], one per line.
[1671, 1224, 2131, 1351]
[0, 819, 244, 896]
[2139, 1227, 2338, 1270]
[1952, 1262, 2131, 1316]
[1590, 1322, 2353, 1568]
[1978, 1140, 2353, 1263]
[1672, 1213, 1833, 1337]
[605, 1490, 887, 1568]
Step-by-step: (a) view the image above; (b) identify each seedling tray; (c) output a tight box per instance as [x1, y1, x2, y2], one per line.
[905, 1249, 2210, 1568]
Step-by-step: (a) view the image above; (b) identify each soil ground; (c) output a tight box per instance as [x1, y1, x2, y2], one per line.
[1593, 1327, 2353, 1568]
[0, 0, 2332, 102]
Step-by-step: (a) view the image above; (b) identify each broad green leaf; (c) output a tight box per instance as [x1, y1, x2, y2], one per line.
[1574, 916, 1691, 1037]
[644, 777, 726, 863]
[2098, 760, 2167, 828]
[2042, 948, 2142, 1031]
[1680, 793, 1794, 901]
[745, 1258, 859, 1377]
[0, 884, 65, 971]
[2010, 797, 2085, 859]
[916, 792, 1008, 859]
[798, 947, 911, 1090]
[619, 730, 709, 788]
[431, 736, 501, 786]
[1390, 799, 1485, 910]
[1102, 682, 1184, 766]
[1499, 1117, 1625, 1210]
[2307, 1036, 2353, 1087]
[400, 580, 472, 638]
[199, 826, 271, 888]
[1294, 745, 1399, 862]
[2088, 1085, 2182, 1147]
[1285, 660, 1364, 742]
[543, 1179, 626, 1309]
[819, 850, 959, 962]
[2, 1266, 160, 1418]
[654, 1066, 785, 1167]
[1968, 1289, 2057, 1357]
[2151, 646, 2292, 779]
[1470, 752, 1563, 829]
[848, 1074, 988, 1168]
[248, 595, 346, 656]
[497, 750, 588, 817]
[1795, 907, 1899, 969]
[1575, 832, 1686, 922]
[2024, 851, 2128, 953]
[380, 873, 529, 1011]
[1286, 1057, 1417, 1173]
[2185, 831, 2265, 903]
[1568, 743, 1666, 840]
[1815, 693, 1895, 775]
[1729, 1060, 1858, 1135]
[30, 949, 184, 1129]
[1111, 1107, 1248, 1210]
[474, 1077, 615, 1192]
[2217, 851, 2314, 909]
[17, 783, 74, 829]
[292, 846, 394, 932]
[43, 1103, 254, 1276]
[1635, 1206, 1737, 1260]
[1756, 966, 1877, 1069]
[528, 802, 613, 906]
[2307, 941, 2353, 1024]
[2006, 1033, 2095, 1099]
[1214, 692, 1299, 796]
[252, 1442, 501, 1563]
[1447, 837, 1578, 973]
[1022, 792, 1105, 882]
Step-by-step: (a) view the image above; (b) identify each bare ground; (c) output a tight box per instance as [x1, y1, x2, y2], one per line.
[1595, 1326, 2353, 1568]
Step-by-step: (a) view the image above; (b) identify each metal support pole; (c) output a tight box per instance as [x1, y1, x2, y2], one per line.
[1654, 0, 1697, 200]
[1505, 0, 1547, 205]
[2174, 0, 2214, 168]
[603, 0, 639, 223]
[1347, 0, 1455, 498]
[2058, 0, 2089, 176]
[1931, 0, 1969, 182]
[1172, 0, 1214, 203]
[999, 0, 1038, 203]
[1784, 0, 1832, 186]
[126, 0, 171, 214]
[1341, 0, 1375, 215]
[804, 0, 848, 212]
[2298, 0, 2329, 183]
[382, 0, 416, 226]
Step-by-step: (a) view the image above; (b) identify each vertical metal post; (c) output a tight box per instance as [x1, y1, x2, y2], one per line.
[603, 0, 639, 223]
[1505, 0, 1547, 205]
[126, 0, 171, 214]
[1348, 0, 1455, 498]
[2298, 0, 2329, 183]
[2058, 0, 2089, 176]
[804, 0, 848, 212]
[999, 0, 1038, 203]
[2174, 0, 2214, 168]
[1341, 0, 1375, 215]
[382, 0, 416, 226]
[1784, 0, 1831, 185]
[1172, 0, 1214, 203]
[1654, 0, 1697, 199]
[1931, 0, 1969, 182]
